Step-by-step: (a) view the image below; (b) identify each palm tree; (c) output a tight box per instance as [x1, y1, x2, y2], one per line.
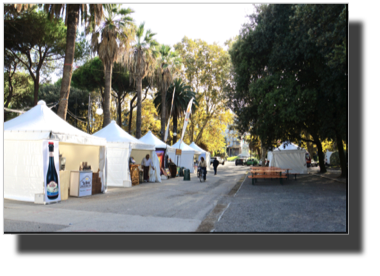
[154, 78, 197, 144]
[90, 4, 135, 127]
[155, 45, 182, 141]
[126, 22, 159, 138]
[41, 4, 104, 119]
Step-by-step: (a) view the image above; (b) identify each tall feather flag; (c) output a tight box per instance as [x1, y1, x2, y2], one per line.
[164, 87, 175, 142]
[179, 97, 194, 148]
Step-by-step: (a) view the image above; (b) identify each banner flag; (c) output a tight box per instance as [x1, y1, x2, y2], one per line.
[179, 97, 194, 148]
[164, 87, 176, 142]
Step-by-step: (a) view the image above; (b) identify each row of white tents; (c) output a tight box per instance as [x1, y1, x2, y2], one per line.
[4, 100, 211, 202]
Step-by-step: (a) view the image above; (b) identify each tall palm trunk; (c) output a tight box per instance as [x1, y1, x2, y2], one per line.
[128, 94, 137, 134]
[57, 4, 79, 120]
[173, 115, 178, 144]
[117, 93, 122, 126]
[160, 88, 166, 141]
[103, 62, 113, 127]
[136, 75, 142, 138]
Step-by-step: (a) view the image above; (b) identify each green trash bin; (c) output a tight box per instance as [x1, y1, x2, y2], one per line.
[179, 167, 184, 177]
[184, 169, 190, 181]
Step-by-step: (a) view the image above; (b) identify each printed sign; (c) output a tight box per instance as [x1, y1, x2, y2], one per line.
[176, 149, 182, 155]
[79, 171, 92, 197]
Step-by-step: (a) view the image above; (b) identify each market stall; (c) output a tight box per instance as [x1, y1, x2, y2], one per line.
[93, 121, 160, 187]
[4, 100, 107, 203]
[168, 140, 202, 173]
[269, 141, 308, 174]
[189, 142, 211, 171]
[139, 130, 176, 174]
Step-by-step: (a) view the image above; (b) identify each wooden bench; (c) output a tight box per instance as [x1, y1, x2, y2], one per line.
[248, 171, 287, 185]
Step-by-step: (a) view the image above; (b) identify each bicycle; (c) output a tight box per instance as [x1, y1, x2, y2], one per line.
[198, 168, 206, 182]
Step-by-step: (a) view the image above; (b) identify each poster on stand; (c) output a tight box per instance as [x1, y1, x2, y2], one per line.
[79, 171, 92, 197]
[43, 140, 61, 203]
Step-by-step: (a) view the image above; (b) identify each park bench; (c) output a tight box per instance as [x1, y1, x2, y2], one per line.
[248, 169, 287, 185]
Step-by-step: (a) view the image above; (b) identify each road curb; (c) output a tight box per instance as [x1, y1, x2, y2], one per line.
[195, 173, 247, 232]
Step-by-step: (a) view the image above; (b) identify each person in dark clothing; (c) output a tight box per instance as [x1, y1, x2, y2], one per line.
[213, 158, 220, 175]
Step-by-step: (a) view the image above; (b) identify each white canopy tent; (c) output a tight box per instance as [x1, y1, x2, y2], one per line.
[269, 141, 308, 174]
[168, 140, 202, 173]
[139, 130, 176, 170]
[93, 121, 161, 187]
[267, 151, 273, 166]
[325, 150, 334, 165]
[189, 142, 211, 171]
[4, 100, 107, 202]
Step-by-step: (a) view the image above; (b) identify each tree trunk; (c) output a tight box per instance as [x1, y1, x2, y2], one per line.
[260, 140, 266, 165]
[5, 70, 14, 121]
[117, 93, 122, 127]
[57, 4, 79, 120]
[305, 133, 315, 159]
[173, 115, 178, 144]
[135, 75, 142, 138]
[103, 62, 113, 127]
[160, 88, 167, 141]
[336, 132, 347, 178]
[128, 94, 137, 134]
[345, 143, 348, 178]
[256, 148, 261, 160]
[315, 138, 327, 173]
[33, 72, 40, 106]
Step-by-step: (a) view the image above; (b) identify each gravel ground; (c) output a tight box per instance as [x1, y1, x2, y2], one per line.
[213, 173, 347, 232]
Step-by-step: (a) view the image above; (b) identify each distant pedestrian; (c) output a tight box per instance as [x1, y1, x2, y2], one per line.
[213, 157, 220, 175]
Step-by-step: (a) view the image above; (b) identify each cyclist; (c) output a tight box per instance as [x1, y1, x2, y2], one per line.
[199, 157, 207, 181]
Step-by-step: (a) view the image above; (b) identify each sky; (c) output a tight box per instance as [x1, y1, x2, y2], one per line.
[120, 3, 255, 48]
[50, 3, 255, 83]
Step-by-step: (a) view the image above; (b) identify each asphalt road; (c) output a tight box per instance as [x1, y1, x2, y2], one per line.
[4, 161, 248, 232]
[4, 162, 347, 233]
[213, 172, 347, 232]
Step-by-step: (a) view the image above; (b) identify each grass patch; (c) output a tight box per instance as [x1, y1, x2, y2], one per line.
[227, 156, 238, 161]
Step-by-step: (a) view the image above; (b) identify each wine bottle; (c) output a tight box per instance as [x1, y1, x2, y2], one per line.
[46, 142, 59, 200]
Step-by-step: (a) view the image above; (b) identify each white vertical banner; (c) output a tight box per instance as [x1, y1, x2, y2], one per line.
[43, 140, 61, 203]
[164, 87, 176, 142]
[179, 97, 194, 148]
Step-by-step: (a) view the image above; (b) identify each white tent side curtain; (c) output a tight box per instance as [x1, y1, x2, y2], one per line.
[4, 139, 106, 202]
[168, 151, 195, 173]
[271, 150, 307, 174]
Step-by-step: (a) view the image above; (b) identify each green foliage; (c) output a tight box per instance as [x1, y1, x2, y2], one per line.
[39, 83, 90, 131]
[71, 57, 104, 92]
[330, 151, 346, 166]
[154, 78, 197, 119]
[227, 156, 239, 161]
[174, 37, 233, 147]
[4, 7, 68, 103]
[228, 4, 347, 149]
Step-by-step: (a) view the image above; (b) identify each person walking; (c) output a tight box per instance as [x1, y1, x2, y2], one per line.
[141, 154, 154, 182]
[199, 157, 207, 181]
[213, 157, 220, 175]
